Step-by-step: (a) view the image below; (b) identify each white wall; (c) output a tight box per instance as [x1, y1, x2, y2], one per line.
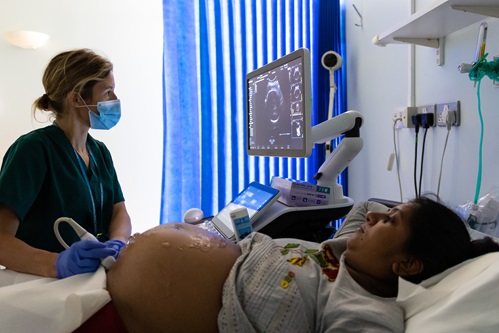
[344, 0, 499, 209]
[3, 0, 497, 232]
[0, 0, 164, 233]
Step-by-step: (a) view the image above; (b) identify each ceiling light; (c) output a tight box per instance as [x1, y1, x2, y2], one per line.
[3, 30, 49, 49]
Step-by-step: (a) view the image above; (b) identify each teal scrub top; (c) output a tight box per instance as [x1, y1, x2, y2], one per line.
[0, 124, 125, 253]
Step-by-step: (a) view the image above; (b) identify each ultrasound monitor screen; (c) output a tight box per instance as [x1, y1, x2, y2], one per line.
[246, 48, 311, 157]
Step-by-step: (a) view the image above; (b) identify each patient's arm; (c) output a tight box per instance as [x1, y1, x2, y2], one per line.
[334, 201, 389, 239]
[326, 201, 390, 256]
[107, 223, 242, 333]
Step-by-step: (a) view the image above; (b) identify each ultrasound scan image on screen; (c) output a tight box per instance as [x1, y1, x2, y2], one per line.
[246, 48, 311, 158]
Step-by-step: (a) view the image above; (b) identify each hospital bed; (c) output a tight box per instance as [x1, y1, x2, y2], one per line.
[0, 266, 126, 332]
[2, 203, 499, 332]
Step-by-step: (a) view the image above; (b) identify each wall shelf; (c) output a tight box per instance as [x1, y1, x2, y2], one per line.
[372, 0, 499, 49]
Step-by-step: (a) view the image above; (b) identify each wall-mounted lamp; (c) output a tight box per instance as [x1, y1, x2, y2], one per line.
[3, 30, 49, 49]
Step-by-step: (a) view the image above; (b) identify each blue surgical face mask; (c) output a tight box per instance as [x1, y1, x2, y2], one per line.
[78, 97, 121, 130]
[89, 100, 121, 130]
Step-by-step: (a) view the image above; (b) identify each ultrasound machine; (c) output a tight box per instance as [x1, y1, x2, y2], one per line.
[245, 48, 364, 242]
[186, 48, 363, 242]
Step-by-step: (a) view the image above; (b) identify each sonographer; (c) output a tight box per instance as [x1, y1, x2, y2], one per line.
[0, 49, 131, 279]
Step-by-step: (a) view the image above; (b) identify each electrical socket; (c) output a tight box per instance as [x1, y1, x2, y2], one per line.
[393, 107, 417, 129]
[436, 101, 460, 127]
[417, 104, 436, 127]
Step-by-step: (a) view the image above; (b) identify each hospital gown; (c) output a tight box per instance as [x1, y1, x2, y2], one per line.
[218, 201, 404, 332]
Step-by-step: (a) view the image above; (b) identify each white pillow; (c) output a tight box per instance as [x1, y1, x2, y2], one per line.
[397, 252, 499, 333]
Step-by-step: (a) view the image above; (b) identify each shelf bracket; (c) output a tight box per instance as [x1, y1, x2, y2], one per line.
[393, 37, 444, 66]
[436, 38, 444, 66]
[451, 5, 499, 19]
[393, 37, 439, 48]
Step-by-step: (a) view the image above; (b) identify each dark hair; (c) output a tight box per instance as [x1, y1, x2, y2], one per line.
[404, 195, 499, 283]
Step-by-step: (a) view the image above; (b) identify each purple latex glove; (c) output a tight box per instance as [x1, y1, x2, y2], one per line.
[104, 240, 126, 259]
[56, 240, 117, 279]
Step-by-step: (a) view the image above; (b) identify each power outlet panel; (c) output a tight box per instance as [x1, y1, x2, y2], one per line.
[436, 101, 460, 127]
[417, 104, 436, 127]
[393, 107, 417, 129]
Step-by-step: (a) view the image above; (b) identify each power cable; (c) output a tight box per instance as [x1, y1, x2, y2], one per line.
[419, 127, 429, 198]
[392, 118, 403, 202]
[413, 123, 420, 198]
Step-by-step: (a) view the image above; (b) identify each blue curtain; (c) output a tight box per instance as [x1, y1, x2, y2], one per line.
[161, 0, 346, 223]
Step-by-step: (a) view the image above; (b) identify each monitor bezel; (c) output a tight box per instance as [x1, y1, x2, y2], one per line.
[245, 48, 312, 158]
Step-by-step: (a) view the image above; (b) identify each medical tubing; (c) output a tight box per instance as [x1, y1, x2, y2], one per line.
[469, 53, 499, 82]
[474, 80, 484, 205]
[467, 54, 497, 204]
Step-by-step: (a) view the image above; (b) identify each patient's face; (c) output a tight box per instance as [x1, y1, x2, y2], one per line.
[344, 203, 414, 281]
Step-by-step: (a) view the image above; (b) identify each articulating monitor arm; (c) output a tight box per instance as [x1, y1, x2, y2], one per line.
[311, 110, 364, 204]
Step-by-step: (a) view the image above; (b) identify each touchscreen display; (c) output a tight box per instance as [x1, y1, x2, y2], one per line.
[214, 182, 280, 234]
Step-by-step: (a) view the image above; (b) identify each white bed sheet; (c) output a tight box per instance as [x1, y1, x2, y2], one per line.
[0, 266, 110, 333]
